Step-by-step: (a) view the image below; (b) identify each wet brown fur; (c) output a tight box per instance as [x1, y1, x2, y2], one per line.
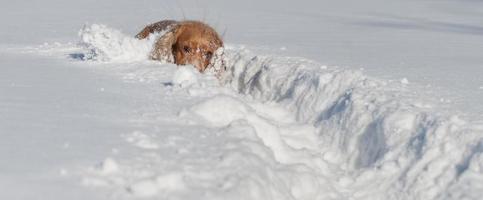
[136, 20, 223, 72]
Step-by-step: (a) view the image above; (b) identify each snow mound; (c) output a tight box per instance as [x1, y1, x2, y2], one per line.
[220, 49, 483, 199]
[188, 95, 249, 127]
[76, 24, 159, 62]
[186, 94, 320, 166]
[94, 158, 120, 175]
[172, 66, 201, 87]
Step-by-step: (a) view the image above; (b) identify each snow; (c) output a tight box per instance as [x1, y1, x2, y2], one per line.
[77, 24, 160, 62]
[401, 78, 409, 85]
[93, 158, 120, 175]
[1, 0, 483, 200]
[172, 66, 201, 87]
[126, 172, 187, 197]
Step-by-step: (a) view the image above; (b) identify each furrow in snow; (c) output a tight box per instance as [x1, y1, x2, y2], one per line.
[221, 46, 483, 199]
[24, 24, 483, 200]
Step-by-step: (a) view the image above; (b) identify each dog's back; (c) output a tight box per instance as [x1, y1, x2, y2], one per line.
[135, 20, 178, 39]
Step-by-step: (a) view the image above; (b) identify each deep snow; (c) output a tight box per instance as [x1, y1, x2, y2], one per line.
[1, 0, 483, 200]
[3, 0, 483, 117]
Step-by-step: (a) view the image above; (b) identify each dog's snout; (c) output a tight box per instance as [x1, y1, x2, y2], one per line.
[189, 58, 204, 72]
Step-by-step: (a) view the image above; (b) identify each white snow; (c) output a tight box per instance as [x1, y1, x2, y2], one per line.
[172, 66, 201, 87]
[77, 24, 160, 62]
[1, 0, 483, 200]
[93, 158, 120, 175]
[401, 78, 409, 85]
[127, 173, 186, 197]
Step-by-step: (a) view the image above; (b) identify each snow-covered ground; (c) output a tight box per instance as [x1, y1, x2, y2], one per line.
[1, 0, 483, 199]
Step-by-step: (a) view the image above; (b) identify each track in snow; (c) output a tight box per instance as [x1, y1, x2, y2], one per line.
[13, 24, 483, 200]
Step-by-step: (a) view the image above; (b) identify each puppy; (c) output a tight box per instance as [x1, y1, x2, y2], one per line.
[136, 20, 224, 73]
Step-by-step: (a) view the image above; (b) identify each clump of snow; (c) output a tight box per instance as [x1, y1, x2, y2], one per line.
[59, 169, 68, 176]
[401, 77, 409, 84]
[172, 66, 200, 87]
[77, 24, 159, 62]
[127, 173, 186, 197]
[94, 157, 120, 175]
[123, 131, 159, 149]
[127, 179, 159, 197]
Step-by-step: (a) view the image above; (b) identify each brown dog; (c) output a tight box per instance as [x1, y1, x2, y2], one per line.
[136, 20, 224, 72]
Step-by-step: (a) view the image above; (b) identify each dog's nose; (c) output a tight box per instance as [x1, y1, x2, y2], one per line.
[190, 59, 204, 72]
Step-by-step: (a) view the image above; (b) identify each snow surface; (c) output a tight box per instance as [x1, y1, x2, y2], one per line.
[1, 0, 483, 200]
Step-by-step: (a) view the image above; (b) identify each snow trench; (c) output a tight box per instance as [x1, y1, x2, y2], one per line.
[220, 48, 483, 200]
[56, 24, 483, 199]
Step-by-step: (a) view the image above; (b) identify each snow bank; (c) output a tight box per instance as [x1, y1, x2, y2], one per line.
[54, 24, 483, 199]
[77, 24, 160, 62]
[220, 48, 483, 199]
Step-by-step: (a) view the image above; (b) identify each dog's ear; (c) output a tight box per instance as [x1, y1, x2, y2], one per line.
[149, 24, 181, 63]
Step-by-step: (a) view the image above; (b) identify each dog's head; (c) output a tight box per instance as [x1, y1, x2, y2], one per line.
[152, 21, 223, 72]
[172, 21, 223, 72]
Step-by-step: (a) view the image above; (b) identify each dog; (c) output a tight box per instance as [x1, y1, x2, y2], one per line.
[136, 20, 224, 73]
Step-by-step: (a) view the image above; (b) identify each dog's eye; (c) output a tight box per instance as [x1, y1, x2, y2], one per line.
[205, 51, 213, 60]
[183, 46, 191, 53]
